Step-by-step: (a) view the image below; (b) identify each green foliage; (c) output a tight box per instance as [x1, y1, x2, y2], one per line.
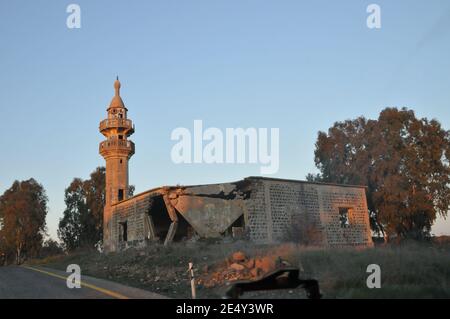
[39, 239, 63, 258]
[0, 179, 48, 264]
[313, 107, 450, 239]
[305, 173, 322, 182]
[58, 167, 105, 251]
[58, 167, 135, 251]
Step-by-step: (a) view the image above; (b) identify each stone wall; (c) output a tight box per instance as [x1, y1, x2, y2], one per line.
[107, 177, 373, 251]
[241, 178, 269, 242]
[317, 185, 372, 246]
[111, 192, 153, 250]
[244, 177, 373, 247]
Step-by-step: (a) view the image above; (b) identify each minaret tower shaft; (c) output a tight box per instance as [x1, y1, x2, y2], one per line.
[99, 78, 135, 252]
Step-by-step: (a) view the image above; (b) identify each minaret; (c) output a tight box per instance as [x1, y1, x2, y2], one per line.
[99, 77, 135, 252]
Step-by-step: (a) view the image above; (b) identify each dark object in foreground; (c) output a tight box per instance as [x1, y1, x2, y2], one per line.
[224, 268, 321, 299]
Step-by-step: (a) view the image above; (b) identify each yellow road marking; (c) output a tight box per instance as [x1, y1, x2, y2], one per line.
[22, 266, 129, 299]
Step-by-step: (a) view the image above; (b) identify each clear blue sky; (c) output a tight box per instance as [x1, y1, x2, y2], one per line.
[1, 0, 449, 240]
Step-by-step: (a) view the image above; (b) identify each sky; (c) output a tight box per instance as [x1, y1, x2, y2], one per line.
[1, 0, 450, 240]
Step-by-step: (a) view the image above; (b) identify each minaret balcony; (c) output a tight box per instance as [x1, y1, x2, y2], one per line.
[99, 138, 135, 157]
[99, 118, 134, 135]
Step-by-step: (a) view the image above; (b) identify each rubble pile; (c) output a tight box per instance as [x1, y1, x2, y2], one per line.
[197, 251, 288, 288]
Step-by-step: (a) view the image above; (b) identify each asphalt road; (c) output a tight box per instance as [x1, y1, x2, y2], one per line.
[0, 265, 167, 299]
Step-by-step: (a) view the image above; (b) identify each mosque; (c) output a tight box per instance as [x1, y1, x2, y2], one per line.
[99, 79, 373, 252]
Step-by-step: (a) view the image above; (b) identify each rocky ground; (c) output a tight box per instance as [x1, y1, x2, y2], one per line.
[197, 250, 299, 286]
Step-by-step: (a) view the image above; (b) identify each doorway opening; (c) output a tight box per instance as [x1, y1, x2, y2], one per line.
[119, 221, 128, 242]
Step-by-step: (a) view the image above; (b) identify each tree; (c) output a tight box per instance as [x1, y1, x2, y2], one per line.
[0, 179, 48, 264]
[313, 107, 450, 240]
[0, 207, 4, 263]
[84, 167, 106, 244]
[0, 229, 6, 266]
[58, 167, 134, 251]
[58, 178, 88, 251]
[40, 239, 63, 258]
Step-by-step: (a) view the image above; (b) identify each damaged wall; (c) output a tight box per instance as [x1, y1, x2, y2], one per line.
[165, 183, 248, 238]
[108, 177, 373, 252]
[110, 182, 250, 249]
[111, 192, 151, 250]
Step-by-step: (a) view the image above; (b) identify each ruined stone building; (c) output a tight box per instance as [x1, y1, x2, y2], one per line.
[99, 79, 373, 252]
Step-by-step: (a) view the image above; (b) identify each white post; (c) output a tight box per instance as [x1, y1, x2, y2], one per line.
[188, 262, 196, 299]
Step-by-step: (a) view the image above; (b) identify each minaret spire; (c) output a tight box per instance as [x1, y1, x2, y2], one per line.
[99, 78, 135, 252]
[114, 76, 121, 96]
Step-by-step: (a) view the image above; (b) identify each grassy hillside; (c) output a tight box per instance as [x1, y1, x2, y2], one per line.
[28, 240, 450, 299]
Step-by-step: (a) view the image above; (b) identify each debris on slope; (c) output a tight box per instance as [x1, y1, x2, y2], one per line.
[197, 251, 290, 288]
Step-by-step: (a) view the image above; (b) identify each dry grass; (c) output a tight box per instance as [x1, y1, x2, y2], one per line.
[281, 241, 450, 298]
[27, 240, 450, 299]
